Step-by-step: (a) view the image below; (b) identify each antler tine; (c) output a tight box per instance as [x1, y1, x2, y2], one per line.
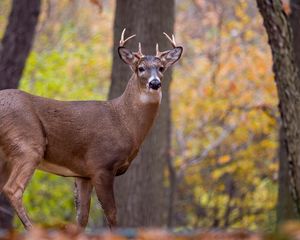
[119, 28, 136, 47]
[132, 42, 144, 58]
[119, 28, 144, 57]
[155, 43, 166, 57]
[156, 43, 159, 56]
[163, 32, 177, 48]
[172, 34, 176, 46]
[156, 33, 178, 57]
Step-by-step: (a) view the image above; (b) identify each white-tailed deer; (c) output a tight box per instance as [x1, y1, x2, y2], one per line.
[0, 29, 182, 229]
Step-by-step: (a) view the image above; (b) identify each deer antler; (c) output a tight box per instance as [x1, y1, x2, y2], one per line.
[163, 32, 177, 47]
[136, 42, 144, 58]
[156, 32, 178, 57]
[119, 28, 144, 58]
[119, 28, 136, 47]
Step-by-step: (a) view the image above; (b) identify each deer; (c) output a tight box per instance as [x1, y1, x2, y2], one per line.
[0, 29, 182, 229]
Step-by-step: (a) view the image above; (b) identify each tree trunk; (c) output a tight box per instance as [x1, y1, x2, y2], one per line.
[277, 0, 300, 223]
[257, 0, 300, 216]
[277, 128, 299, 222]
[290, 0, 300, 87]
[0, 0, 41, 229]
[109, 0, 174, 227]
[166, 155, 177, 227]
[0, 0, 41, 89]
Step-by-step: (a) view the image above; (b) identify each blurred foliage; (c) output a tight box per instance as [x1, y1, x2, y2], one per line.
[171, 0, 277, 231]
[0, 0, 277, 231]
[20, 0, 112, 100]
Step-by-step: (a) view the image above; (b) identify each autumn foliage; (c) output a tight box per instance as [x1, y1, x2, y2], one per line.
[0, 0, 281, 231]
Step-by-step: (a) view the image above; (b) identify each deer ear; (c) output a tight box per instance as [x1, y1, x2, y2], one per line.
[160, 46, 183, 68]
[118, 47, 139, 66]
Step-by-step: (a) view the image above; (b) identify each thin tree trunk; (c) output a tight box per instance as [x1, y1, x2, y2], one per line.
[0, 0, 41, 229]
[277, 0, 300, 223]
[166, 155, 177, 227]
[109, 0, 174, 227]
[257, 0, 300, 216]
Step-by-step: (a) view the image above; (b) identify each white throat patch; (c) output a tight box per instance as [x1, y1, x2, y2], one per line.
[139, 90, 162, 104]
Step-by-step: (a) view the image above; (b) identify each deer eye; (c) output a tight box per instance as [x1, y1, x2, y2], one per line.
[138, 66, 145, 72]
[159, 67, 165, 72]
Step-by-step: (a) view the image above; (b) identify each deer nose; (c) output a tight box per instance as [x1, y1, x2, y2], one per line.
[149, 79, 161, 90]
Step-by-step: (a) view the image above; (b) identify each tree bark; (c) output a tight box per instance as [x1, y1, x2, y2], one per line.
[277, 0, 300, 223]
[277, 128, 299, 222]
[0, 0, 41, 89]
[0, 0, 41, 229]
[109, 0, 174, 227]
[290, 0, 300, 88]
[257, 0, 300, 216]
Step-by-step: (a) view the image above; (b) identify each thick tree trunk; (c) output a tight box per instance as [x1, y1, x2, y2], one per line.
[109, 0, 174, 227]
[290, 0, 300, 85]
[257, 0, 300, 216]
[0, 0, 41, 229]
[0, 0, 41, 89]
[277, 0, 300, 223]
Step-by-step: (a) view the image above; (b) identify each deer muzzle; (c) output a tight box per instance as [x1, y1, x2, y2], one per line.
[149, 79, 161, 90]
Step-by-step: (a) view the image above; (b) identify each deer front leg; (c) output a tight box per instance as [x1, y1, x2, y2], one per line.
[92, 170, 116, 229]
[2, 150, 42, 229]
[74, 177, 93, 228]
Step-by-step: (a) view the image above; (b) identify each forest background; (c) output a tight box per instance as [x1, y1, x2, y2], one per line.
[0, 0, 286, 231]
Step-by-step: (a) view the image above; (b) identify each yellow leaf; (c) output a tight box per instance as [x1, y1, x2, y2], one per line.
[219, 155, 230, 164]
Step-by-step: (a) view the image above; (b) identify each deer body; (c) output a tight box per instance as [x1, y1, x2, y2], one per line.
[0, 29, 182, 229]
[0, 75, 160, 178]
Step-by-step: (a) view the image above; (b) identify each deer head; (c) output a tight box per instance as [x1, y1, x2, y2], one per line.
[118, 29, 183, 91]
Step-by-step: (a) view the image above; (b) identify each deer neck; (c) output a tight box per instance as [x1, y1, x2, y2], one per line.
[113, 74, 161, 145]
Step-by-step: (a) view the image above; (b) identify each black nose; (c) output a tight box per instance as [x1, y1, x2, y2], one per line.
[149, 79, 161, 90]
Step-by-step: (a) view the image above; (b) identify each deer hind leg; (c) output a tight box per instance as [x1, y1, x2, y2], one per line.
[74, 177, 93, 228]
[2, 145, 43, 230]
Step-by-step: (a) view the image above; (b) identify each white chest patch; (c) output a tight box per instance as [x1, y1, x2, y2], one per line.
[139, 91, 162, 104]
